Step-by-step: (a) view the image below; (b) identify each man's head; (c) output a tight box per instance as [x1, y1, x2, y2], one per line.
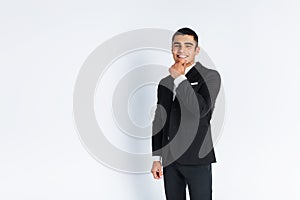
[171, 28, 200, 66]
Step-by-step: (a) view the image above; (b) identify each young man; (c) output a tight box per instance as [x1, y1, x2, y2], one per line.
[151, 28, 221, 200]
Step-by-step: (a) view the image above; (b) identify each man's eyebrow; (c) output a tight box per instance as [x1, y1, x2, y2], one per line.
[184, 42, 194, 46]
[172, 42, 194, 45]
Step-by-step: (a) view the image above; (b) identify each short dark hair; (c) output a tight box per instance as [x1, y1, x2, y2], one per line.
[172, 27, 198, 48]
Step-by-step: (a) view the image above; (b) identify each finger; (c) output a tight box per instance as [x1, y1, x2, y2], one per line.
[156, 171, 160, 179]
[172, 63, 182, 71]
[177, 60, 186, 68]
[179, 58, 186, 64]
[152, 170, 158, 179]
[175, 60, 183, 66]
[159, 170, 163, 178]
[151, 171, 156, 179]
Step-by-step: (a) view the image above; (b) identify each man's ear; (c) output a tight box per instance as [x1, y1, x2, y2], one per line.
[196, 46, 200, 55]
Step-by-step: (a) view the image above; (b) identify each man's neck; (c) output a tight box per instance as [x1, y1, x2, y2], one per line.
[184, 62, 196, 75]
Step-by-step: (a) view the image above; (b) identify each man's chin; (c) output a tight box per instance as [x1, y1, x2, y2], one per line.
[175, 58, 188, 63]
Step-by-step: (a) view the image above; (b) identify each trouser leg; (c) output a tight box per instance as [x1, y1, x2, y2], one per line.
[163, 162, 187, 200]
[183, 164, 212, 200]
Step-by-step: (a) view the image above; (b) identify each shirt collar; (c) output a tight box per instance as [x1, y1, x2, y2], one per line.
[184, 62, 196, 75]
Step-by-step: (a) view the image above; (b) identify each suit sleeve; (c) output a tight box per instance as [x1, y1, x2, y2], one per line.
[175, 70, 221, 118]
[151, 84, 165, 157]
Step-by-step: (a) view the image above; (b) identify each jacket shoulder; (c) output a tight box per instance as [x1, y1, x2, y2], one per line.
[158, 75, 173, 89]
[196, 63, 221, 81]
[159, 75, 173, 84]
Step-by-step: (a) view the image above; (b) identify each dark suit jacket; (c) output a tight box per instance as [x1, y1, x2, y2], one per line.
[152, 62, 221, 166]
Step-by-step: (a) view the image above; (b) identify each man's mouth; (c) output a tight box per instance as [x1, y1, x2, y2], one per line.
[177, 55, 188, 58]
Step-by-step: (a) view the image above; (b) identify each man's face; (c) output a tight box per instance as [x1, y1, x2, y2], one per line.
[171, 34, 200, 67]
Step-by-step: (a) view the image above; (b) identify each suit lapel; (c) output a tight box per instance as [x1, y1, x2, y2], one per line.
[186, 62, 203, 83]
[161, 62, 204, 105]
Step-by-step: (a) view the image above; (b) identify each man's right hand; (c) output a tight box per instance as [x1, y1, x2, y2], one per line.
[169, 60, 187, 79]
[151, 161, 163, 179]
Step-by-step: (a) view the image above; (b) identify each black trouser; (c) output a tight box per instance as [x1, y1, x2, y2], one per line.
[163, 161, 212, 200]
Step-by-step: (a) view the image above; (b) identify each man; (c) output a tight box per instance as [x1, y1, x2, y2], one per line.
[151, 28, 221, 200]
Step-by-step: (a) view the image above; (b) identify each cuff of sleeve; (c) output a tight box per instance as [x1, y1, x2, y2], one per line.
[174, 75, 187, 88]
[152, 156, 161, 162]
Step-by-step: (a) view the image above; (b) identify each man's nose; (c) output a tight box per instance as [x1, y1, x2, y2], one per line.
[178, 47, 184, 52]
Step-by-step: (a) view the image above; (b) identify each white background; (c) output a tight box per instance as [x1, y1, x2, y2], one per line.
[1, 0, 300, 199]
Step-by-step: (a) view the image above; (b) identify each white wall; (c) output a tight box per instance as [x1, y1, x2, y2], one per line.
[1, 0, 300, 199]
